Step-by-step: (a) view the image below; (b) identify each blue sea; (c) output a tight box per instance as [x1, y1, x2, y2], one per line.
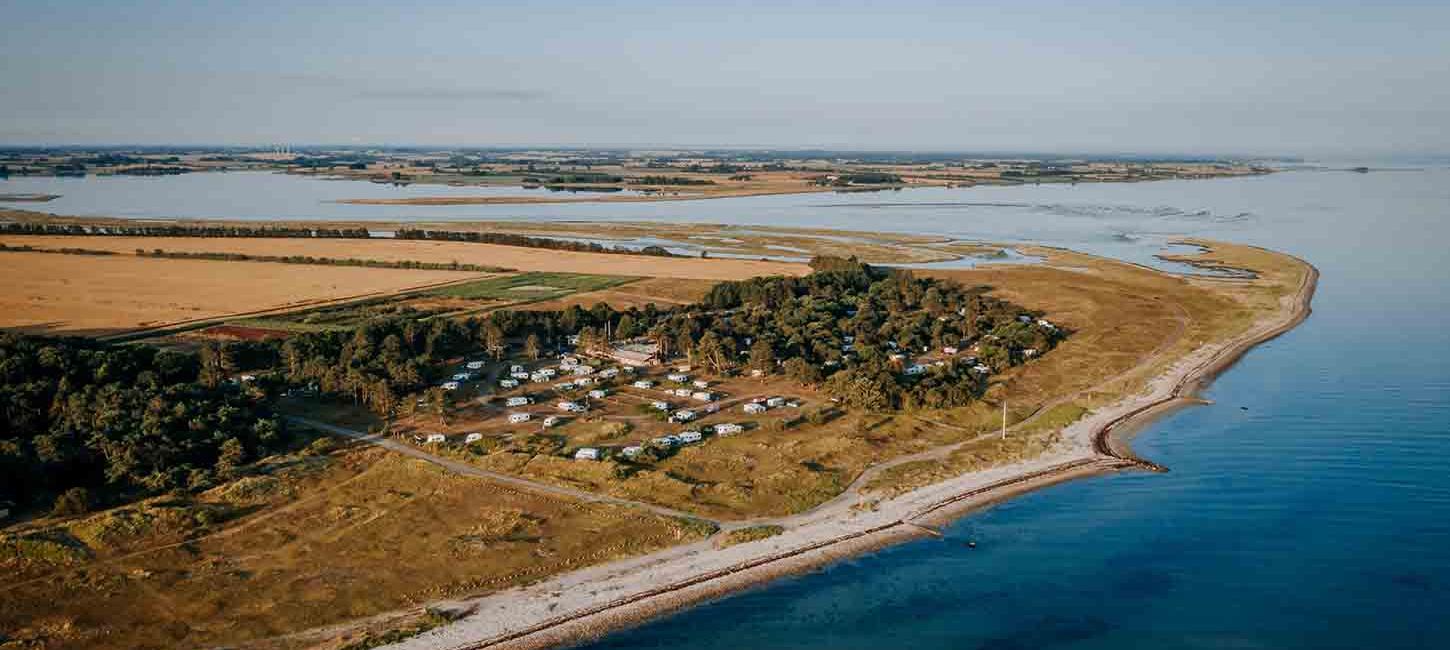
[5, 164, 1449, 649]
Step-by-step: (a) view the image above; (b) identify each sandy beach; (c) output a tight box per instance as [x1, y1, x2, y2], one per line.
[372, 252, 1317, 650]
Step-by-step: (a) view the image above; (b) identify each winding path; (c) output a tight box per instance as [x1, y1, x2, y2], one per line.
[285, 416, 712, 525]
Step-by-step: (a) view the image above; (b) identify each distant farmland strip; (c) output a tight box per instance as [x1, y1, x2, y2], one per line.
[0, 241, 512, 273]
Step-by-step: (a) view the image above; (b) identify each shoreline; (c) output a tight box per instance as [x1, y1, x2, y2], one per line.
[382, 251, 1318, 650]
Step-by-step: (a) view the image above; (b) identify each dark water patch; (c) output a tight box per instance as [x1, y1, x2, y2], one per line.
[973, 615, 1114, 650]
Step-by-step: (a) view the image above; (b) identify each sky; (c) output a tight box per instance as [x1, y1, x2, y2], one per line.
[2, 0, 1447, 156]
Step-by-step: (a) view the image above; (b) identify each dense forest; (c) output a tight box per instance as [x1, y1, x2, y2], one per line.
[231, 256, 1057, 418]
[0, 335, 284, 516]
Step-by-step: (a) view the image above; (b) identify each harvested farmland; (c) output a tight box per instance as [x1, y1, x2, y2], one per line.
[0, 250, 480, 336]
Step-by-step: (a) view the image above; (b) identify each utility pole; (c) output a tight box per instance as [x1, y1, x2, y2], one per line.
[1001, 399, 1008, 439]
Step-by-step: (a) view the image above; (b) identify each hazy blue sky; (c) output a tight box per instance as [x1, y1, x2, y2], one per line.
[2, 0, 1446, 155]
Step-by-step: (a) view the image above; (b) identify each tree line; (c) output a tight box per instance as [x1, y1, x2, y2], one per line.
[133, 248, 512, 273]
[394, 228, 678, 258]
[0, 222, 373, 239]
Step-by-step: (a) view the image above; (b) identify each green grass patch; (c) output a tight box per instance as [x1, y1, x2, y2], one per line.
[427, 272, 639, 301]
[718, 524, 785, 548]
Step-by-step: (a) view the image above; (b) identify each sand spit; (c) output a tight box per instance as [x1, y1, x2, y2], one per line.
[379, 255, 1317, 650]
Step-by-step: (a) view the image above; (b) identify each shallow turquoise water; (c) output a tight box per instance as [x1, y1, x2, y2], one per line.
[6, 166, 1449, 648]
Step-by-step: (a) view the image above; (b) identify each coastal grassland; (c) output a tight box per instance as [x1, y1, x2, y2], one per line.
[860, 241, 1313, 495]
[0, 249, 479, 337]
[0, 445, 711, 650]
[0, 233, 810, 280]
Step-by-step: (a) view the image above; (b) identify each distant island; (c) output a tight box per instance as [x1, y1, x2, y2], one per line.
[0, 146, 1275, 205]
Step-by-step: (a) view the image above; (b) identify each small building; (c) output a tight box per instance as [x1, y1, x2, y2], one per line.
[509, 412, 532, 424]
[557, 400, 585, 413]
[1018, 314, 1033, 323]
[750, 368, 765, 378]
[239, 374, 257, 383]
[675, 365, 692, 372]
[511, 364, 526, 373]
[573, 376, 594, 386]
[679, 430, 704, 444]
[943, 346, 959, 355]
[452, 372, 471, 381]
[560, 356, 580, 368]
[466, 361, 485, 370]
[574, 447, 600, 461]
[889, 353, 906, 362]
[606, 341, 660, 367]
[555, 381, 576, 391]
[441, 381, 461, 390]
[904, 365, 928, 376]
[704, 403, 720, 413]
[673, 387, 693, 397]
[1024, 348, 1038, 358]
[651, 400, 670, 411]
[633, 380, 655, 389]
[691, 391, 715, 402]
[744, 403, 767, 415]
[588, 389, 608, 399]
[973, 363, 992, 374]
[651, 435, 680, 447]
[714, 423, 743, 436]
[543, 415, 561, 428]
[572, 365, 595, 376]
[530, 372, 551, 383]
[672, 409, 697, 422]
[538, 367, 558, 378]
[1037, 318, 1056, 330]
[621, 445, 644, 458]
[599, 368, 620, 378]
[464, 432, 484, 444]
[692, 379, 710, 389]
[424, 433, 447, 444]
[505, 396, 532, 407]
[511, 371, 531, 380]
[499, 378, 519, 389]
[766, 396, 785, 408]
[566, 334, 581, 345]
[666, 373, 690, 383]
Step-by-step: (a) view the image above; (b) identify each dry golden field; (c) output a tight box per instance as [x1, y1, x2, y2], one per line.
[0, 250, 481, 337]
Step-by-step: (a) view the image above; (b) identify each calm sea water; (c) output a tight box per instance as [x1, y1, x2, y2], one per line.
[5, 167, 1449, 648]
